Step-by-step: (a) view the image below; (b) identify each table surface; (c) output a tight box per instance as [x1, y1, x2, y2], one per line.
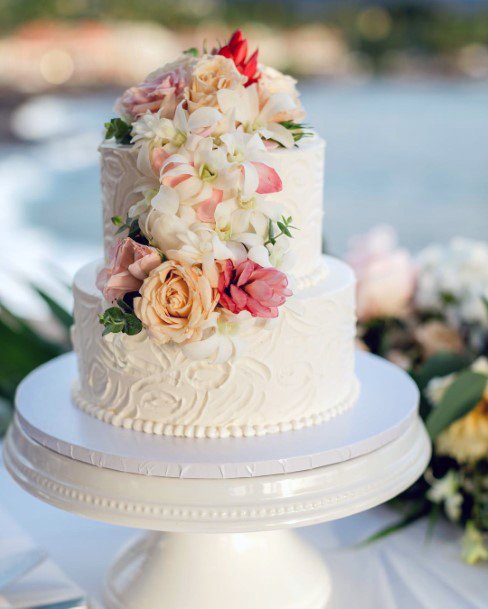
[1, 443, 486, 609]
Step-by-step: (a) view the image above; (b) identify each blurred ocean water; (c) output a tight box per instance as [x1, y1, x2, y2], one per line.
[0, 81, 487, 314]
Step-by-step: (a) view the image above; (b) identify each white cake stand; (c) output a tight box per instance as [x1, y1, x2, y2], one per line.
[3, 352, 430, 609]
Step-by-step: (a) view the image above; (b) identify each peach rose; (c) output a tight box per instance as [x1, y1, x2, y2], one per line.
[134, 261, 218, 344]
[96, 238, 161, 303]
[186, 55, 245, 112]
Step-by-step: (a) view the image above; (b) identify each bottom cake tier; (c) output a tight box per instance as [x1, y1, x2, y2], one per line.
[71, 256, 359, 438]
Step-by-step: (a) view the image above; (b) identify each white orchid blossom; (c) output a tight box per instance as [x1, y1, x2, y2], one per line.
[159, 139, 237, 208]
[215, 193, 282, 243]
[165, 223, 237, 287]
[132, 102, 222, 148]
[131, 103, 223, 177]
[217, 84, 296, 149]
[220, 131, 281, 199]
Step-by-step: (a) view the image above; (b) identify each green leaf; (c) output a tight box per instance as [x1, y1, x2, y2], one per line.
[0, 302, 66, 406]
[482, 296, 488, 316]
[104, 118, 132, 145]
[111, 215, 123, 226]
[32, 286, 73, 330]
[425, 370, 487, 440]
[267, 219, 276, 245]
[125, 315, 143, 335]
[0, 398, 12, 437]
[359, 502, 430, 547]
[99, 305, 142, 337]
[127, 218, 143, 240]
[184, 47, 199, 57]
[278, 120, 313, 144]
[413, 351, 472, 391]
[116, 299, 132, 313]
[440, 291, 458, 305]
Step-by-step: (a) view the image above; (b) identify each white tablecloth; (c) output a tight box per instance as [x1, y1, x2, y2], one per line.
[0, 445, 486, 609]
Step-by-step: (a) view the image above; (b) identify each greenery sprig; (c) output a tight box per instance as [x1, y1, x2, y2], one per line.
[279, 120, 313, 144]
[265, 215, 298, 246]
[105, 118, 133, 145]
[99, 299, 142, 337]
[111, 215, 149, 244]
[183, 47, 199, 57]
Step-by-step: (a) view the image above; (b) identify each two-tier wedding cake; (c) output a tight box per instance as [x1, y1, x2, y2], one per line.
[71, 31, 359, 438]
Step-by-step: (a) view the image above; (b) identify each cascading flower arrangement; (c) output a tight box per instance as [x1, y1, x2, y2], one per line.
[97, 31, 307, 363]
[346, 227, 488, 564]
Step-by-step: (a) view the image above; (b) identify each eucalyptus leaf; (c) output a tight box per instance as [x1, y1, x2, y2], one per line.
[99, 305, 142, 337]
[104, 118, 132, 145]
[425, 370, 487, 440]
[413, 351, 472, 391]
[125, 315, 143, 335]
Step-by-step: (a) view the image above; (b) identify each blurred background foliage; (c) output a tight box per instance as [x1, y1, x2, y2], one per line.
[0, 0, 487, 87]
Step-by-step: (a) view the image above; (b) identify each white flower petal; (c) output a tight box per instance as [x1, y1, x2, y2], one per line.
[260, 123, 295, 149]
[242, 162, 259, 199]
[248, 245, 271, 267]
[188, 107, 222, 132]
[173, 102, 188, 133]
[260, 92, 296, 122]
[151, 185, 179, 215]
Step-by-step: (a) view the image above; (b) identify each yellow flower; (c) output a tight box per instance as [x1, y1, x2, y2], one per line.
[134, 261, 218, 344]
[436, 398, 488, 463]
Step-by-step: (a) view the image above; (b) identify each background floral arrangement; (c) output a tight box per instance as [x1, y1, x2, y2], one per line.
[97, 30, 309, 363]
[347, 226, 488, 564]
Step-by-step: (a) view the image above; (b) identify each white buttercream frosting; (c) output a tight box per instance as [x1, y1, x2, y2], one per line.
[71, 256, 359, 438]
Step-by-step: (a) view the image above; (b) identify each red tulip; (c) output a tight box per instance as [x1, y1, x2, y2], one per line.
[217, 30, 260, 86]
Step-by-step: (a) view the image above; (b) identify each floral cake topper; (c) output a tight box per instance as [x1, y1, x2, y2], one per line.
[97, 31, 310, 363]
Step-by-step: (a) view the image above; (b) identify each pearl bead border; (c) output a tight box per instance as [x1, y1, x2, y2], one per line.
[72, 379, 360, 439]
[293, 262, 330, 291]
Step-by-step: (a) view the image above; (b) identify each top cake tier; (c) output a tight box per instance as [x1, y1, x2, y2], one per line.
[94, 31, 333, 365]
[100, 136, 325, 280]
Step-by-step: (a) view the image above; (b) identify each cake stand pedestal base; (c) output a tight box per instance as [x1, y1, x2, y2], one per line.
[4, 352, 431, 609]
[106, 530, 330, 609]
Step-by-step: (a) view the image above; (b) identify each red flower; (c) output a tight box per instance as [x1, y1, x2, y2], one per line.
[218, 259, 292, 319]
[217, 30, 260, 87]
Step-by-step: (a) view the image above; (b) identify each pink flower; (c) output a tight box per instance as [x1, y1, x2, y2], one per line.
[218, 259, 292, 318]
[251, 162, 283, 194]
[115, 61, 192, 122]
[96, 238, 161, 302]
[197, 189, 224, 222]
[346, 225, 416, 322]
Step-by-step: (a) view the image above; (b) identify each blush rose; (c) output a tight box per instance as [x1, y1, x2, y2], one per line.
[96, 238, 161, 303]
